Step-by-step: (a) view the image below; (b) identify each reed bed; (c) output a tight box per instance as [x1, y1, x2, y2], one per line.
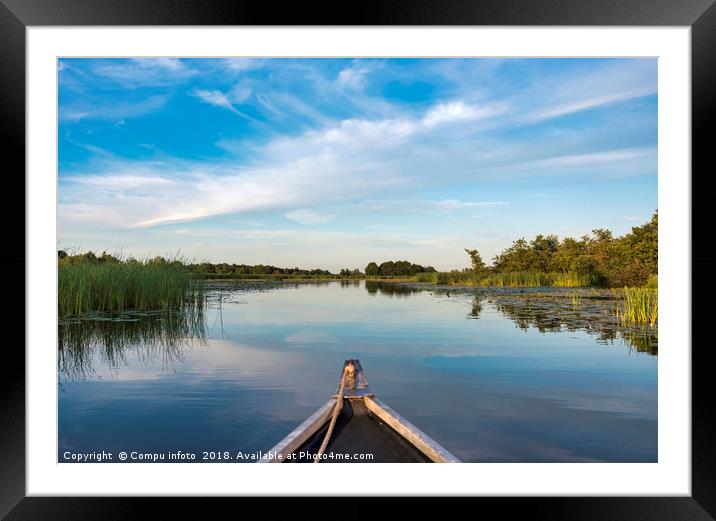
[58, 261, 204, 317]
[614, 287, 658, 327]
[414, 271, 599, 287]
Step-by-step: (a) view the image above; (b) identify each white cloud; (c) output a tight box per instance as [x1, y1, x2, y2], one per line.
[528, 88, 655, 122]
[285, 209, 333, 225]
[192, 89, 232, 109]
[523, 60, 657, 122]
[422, 101, 507, 128]
[73, 175, 175, 190]
[223, 58, 264, 72]
[256, 93, 282, 115]
[191, 89, 255, 120]
[270, 99, 504, 151]
[59, 95, 168, 122]
[513, 146, 655, 170]
[337, 62, 374, 89]
[138, 58, 185, 71]
[434, 199, 508, 211]
[342, 198, 509, 215]
[60, 110, 89, 122]
[92, 58, 198, 86]
[318, 117, 417, 145]
[230, 85, 252, 103]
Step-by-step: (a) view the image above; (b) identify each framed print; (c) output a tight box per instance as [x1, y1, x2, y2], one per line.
[3, 0, 714, 518]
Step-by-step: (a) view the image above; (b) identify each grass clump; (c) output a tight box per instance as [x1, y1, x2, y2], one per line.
[614, 287, 658, 327]
[58, 251, 204, 318]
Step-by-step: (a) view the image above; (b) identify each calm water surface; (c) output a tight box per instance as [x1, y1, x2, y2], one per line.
[58, 281, 657, 462]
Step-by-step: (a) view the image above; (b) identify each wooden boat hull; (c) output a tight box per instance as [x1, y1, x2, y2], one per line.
[260, 360, 461, 463]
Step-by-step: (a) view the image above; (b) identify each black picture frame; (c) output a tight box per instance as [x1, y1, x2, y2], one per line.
[2, 0, 713, 517]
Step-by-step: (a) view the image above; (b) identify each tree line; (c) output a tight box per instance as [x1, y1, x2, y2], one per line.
[57, 251, 335, 276]
[57, 251, 435, 278]
[189, 263, 332, 276]
[58, 250, 186, 268]
[364, 260, 437, 277]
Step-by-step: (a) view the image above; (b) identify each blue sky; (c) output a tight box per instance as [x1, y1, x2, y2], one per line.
[58, 58, 657, 271]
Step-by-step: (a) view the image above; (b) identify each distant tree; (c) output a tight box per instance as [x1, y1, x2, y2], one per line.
[492, 238, 531, 272]
[252, 264, 269, 275]
[624, 211, 658, 275]
[198, 262, 215, 273]
[593, 212, 657, 286]
[366, 260, 435, 276]
[552, 237, 586, 272]
[82, 251, 98, 263]
[97, 251, 119, 263]
[147, 256, 168, 266]
[464, 249, 487, 272]
[379, 261, 396, 276]
[528, 234, 560, 272]
[365, 262, 379, 276]
[216, 263, 233, 274]
[395, 260, 411, 275]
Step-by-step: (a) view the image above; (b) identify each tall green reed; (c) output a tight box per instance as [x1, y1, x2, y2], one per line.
[58, 261, 204, 317]
[614, 287, 658, 327]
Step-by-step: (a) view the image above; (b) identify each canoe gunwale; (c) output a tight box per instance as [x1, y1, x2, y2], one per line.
[259, 398, 336, 463]
[364, 396, 461, 463]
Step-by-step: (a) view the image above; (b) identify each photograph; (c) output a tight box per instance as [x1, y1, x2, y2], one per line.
[56, 56, 659, 465]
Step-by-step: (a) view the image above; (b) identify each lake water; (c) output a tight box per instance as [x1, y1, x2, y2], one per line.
[58, 281, 657, 462]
